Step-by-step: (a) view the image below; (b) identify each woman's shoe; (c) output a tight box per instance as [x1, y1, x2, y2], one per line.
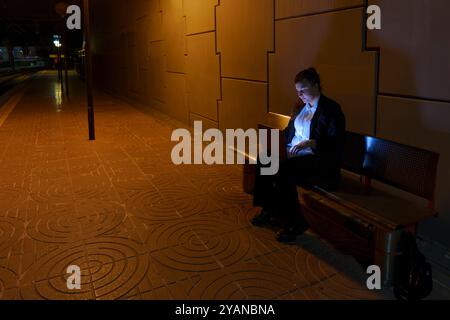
[275, 223, 309, 243]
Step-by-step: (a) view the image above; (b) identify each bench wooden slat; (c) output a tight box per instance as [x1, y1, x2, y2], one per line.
[300, 186, 397, 232]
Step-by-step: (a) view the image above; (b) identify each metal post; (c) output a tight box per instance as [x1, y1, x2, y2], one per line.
[57, 44, 63, 94]
[63, 28, 69, 97]
[83, 0, 95, 140]
[57, 45, 60, 82]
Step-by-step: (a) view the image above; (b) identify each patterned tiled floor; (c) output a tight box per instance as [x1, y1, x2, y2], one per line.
[0, 71, 412, 300]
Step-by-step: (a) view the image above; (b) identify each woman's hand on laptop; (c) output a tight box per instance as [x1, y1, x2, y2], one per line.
[289, 140, 317, 156]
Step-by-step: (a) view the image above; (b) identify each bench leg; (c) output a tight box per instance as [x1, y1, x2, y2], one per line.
[373, 229, 404, 288]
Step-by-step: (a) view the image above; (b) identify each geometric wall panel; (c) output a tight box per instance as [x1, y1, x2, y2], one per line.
[148, 41, 166, 108]
[117, 32, 128, 95]
[368, 0, 450, 101]
[217, 0, 274, 81]
[190, 113, 218, 130]
[134, 0, 149, 21]
[184, 0, 218, 35]
[219, 79, 268, 131]
[148, 0, 164, 42]
[186, 33, 221, 121]
[127, 31, 140, 100]
[136, 18, 150, 71]
[106, 0, 127, 31]
[275, 0, 363, 19]
[165, 72, 189, 124]
[162, 0, 186, 73]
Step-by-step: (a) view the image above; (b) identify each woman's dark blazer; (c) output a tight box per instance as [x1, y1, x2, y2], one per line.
[284, 94, 346, 187]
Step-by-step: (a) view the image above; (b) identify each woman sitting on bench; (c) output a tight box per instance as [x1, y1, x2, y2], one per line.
[252, 68, 346, 243]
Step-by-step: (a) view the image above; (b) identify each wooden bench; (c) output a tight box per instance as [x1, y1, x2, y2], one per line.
[244, 114, 439, 287]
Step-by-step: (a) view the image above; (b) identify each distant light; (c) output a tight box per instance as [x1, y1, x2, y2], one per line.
[53, 35, 62, 47]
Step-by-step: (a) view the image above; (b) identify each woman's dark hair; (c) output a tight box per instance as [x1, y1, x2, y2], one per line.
[294, 67, 322, 92]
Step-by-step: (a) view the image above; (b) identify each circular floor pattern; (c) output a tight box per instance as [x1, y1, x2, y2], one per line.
[196, 230, 252, 268]
[206, 177, 253, 206]
[0, 216, 25, 255]
[0, 267, 19, 299]
[145, 219, 205, 249]
[187, 213, 243, 241]
[89, 253, 149, 299]
[303, 273, 383, 300]
[230, 205, 261, 227]
[188, 264, 308, 300]
[65, 147, 96, 160]
[0, 166, 31, 185]
[20, 237, 149, 300]
[31, 148, 68, 163]
[156, 184, 204, 200]
[178, 167, 227, 183]
[67, 160, 102, 176]
[111, 177, 156, 191]
[182, 166, 241, 187]
[294, 247, 338, 285]
[71, 177, 116, 201]
[26, 201, 126, 243]
[126, 191, 214, 221]
[152, 246, 222, 275]
[30, 182, 74, 203]
[0, 187, 29, 213]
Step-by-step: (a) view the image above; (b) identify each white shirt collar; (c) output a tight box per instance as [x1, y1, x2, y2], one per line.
[308, 95, 320, 111]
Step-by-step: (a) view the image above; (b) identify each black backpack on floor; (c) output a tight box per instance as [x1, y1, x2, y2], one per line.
[393, 232, 433, 300]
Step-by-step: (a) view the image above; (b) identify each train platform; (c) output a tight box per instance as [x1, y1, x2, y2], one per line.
[0, 70, 425, 300]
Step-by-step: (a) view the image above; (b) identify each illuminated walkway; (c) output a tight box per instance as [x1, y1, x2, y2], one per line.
[0, 71, 407, 300]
